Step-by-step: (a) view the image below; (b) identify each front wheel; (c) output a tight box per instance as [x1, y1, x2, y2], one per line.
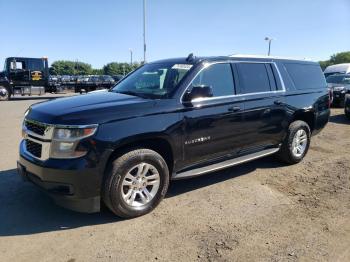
[345, 97, 350, 120]
[276, 120, 311, 164]
[345, 107, 350, 120]
[103, 149, 169, 218]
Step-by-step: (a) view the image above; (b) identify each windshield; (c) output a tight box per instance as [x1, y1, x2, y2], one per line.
[111, 62, 193, 98]
[326, 75, 350, 84]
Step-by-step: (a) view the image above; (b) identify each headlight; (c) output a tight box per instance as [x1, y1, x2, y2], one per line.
[50, 125, 98, 159]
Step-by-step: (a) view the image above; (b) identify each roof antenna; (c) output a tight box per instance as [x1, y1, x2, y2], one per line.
[186, 53, 195, 62]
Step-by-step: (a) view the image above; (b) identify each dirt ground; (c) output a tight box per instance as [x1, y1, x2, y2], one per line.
[0, 94, 349, 262]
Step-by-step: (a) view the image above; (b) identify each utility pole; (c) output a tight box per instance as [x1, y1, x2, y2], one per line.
[143, 0, 147, 63]
[264, 37, 274, 56]
[129, 48, 133, 65]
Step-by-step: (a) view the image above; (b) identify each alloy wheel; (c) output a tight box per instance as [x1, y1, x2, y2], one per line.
[292, 129, 308, 157]
[121, 163, 160, 207]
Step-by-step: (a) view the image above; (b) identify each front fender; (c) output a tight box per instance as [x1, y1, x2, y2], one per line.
[95, 112, 183, 164]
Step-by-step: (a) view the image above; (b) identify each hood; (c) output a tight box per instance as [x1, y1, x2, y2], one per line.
[26, 91, 156, 125]
[328, 83, 350, 88]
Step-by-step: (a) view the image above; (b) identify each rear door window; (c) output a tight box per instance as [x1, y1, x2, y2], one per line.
[192, 63, 235, 97]
[284, 63, 326, 89]
[237, 63, 272, 94]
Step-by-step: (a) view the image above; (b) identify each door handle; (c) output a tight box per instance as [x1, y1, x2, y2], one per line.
[274, 100, 282, 105]
[228, 106, 241, 112]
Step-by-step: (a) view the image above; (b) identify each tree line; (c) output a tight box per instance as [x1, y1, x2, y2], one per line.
[50, 60, 141, 76]
[319, 51, 350, 70]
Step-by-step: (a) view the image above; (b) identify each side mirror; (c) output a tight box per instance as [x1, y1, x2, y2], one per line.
[183, 85, 213, 102]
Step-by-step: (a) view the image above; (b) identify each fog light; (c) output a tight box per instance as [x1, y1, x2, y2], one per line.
[59, 142, 74, 151]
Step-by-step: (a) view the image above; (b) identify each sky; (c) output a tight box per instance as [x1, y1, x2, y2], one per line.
[0, 0, 349, 69]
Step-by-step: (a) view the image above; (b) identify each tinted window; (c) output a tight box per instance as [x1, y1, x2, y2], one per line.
[10, 61, 24, 70]
[192, 63, 234, 97]
[238, 63, 271, 93]
[112, 62, 192, 99]
[326, 75, 350, 85]
[284, 63, 326, 89]
[26, 59, 44, 71]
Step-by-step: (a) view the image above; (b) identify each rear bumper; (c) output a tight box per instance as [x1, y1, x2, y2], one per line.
[17, 151, 101, 213]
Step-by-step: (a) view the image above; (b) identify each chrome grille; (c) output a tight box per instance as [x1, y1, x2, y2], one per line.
[25, 139, 42, 158]
[25, 120, 46, 136]
[23, 119, 53, 160]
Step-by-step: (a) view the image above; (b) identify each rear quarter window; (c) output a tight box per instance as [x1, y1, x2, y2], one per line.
[284, 63, 326, 90]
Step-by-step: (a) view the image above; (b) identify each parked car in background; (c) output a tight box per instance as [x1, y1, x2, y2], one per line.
[48, 75, 62, 93]
[324, 63, 350, 78]
[61, 75, 71, 84]
[74, 75, 115, 93]
[112, 74, 124, 83]
[18, 54, 330, 218]
[75, 76, 93, 93]
[99, 75, 115, 88]
[326, 74, 350, 107]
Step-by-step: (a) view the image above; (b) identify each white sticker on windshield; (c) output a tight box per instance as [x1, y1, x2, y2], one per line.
[172, 64, 193, 70]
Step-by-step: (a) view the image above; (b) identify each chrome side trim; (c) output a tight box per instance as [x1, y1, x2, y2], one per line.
[191, 90, 285, 103]
[180, 61, 286, 103]
[272, 62, 286, 91]
[172, 147, 280, 180]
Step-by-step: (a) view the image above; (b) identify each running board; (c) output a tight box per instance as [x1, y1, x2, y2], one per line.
[172, 147, 280, 180]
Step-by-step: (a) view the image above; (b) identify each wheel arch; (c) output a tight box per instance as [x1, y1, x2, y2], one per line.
[290, 110, 316, 133]
[103, 134, 176, 177]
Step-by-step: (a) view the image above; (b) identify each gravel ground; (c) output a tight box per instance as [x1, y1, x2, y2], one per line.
[0, 95, 349, 262]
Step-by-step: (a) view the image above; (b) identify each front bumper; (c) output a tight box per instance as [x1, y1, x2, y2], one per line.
[332, 91, 346, 104]
[18, 141, 105, 213]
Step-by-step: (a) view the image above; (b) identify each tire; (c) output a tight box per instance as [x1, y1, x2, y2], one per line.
[345, 97, 350, 120]
[103, 149, 169, 218]
[345, 108, 350, 120]
[276, 120, 311, 164]
[0, 86, 10, 101]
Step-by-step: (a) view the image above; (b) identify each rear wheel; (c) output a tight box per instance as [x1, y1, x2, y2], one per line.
[0, 86, 10, 101]
[276, 120, 311, 164]
[103, 149, 169, 218]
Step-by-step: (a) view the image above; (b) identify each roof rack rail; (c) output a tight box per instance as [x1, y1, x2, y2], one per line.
[229, 54, 312, 61]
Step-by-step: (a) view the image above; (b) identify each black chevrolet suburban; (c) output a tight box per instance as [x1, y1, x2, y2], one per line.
[18, 54, 330, 218]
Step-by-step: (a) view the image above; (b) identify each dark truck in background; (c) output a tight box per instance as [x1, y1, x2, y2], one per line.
[0, 57, 57, 100]
[18, 54, 330, 218]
